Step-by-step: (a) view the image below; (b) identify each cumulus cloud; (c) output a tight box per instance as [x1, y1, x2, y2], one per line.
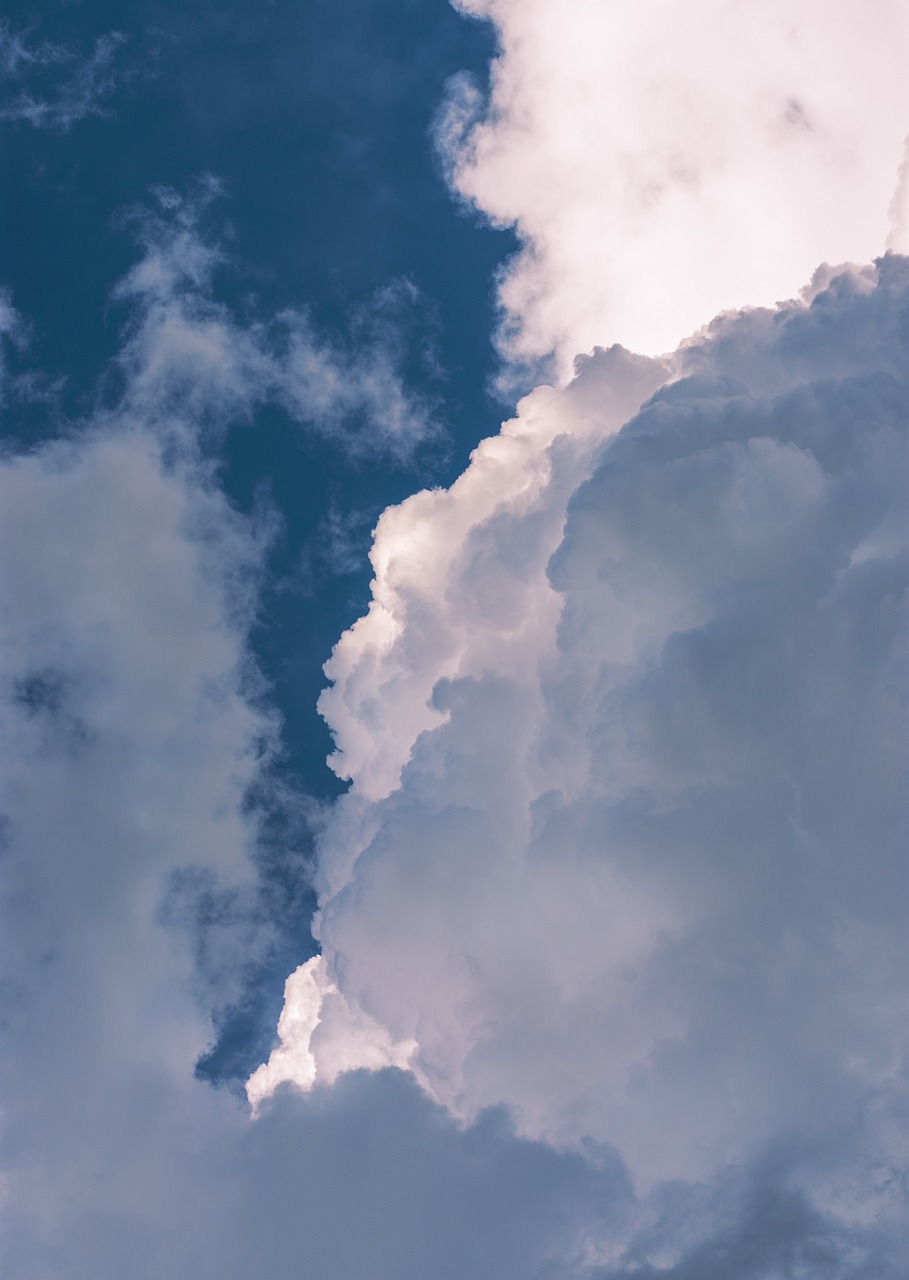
[0, 20, 126, 131]
[4, 7, 907, 1271]
[0, 183, 645, 1280]
[246, 953, 416, 1106]
[0, 426, 630, 1277]
[256, 256, 909, 1270]
[437, 0, 909, 382]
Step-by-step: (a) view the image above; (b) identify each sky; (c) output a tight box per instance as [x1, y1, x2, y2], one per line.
[0, 3, 907, 1278]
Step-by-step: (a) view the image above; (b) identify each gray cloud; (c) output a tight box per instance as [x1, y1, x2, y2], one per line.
[1, 1065, 636, 1280]
[1, 169, 905, 1280]
[260, 256, 908, 1271]
[0, 183, 631, 1280]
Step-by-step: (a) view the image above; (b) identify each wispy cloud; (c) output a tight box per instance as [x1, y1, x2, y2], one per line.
[0, 262, 631, 1270]
[280, 282, 442, 464]
[109, 183, 442, 461]
[1, 410, 623, 1276]
[0, 20, 127, 131]
[0, 288, 26, 401]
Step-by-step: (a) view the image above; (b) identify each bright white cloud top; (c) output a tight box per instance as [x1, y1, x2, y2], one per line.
[439, 0, 909, 379]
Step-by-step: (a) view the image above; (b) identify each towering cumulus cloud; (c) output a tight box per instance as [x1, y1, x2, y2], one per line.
[252, 255, 909, 1271]
[4, 0, 907, 1274]
[438, 0, 909, 380]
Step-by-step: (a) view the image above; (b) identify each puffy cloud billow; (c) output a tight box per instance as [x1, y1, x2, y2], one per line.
[255, 255, 909, 1273]
[0, 194, 618, 1279]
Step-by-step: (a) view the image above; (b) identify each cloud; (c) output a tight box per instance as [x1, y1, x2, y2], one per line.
[110, 184, 441, 460]
[0, 427, 632, 1277]
[0, 322, 272, 1274]
[0, 289, 26, 401]
[0, 181, 648, 1280]
[886, 134, 909, 255]
[255, 256, 909, 1269]
[3, 1063, 642, 1280]
[0, 412, 635, 1276]
[2, 17, 906, 1274]
[436, 0, 909, 383]
[0, 20, 127, 132]
[0, 176, 440, 1108]
[0, 219, 294, 1072]
[280, 281, 443, 463]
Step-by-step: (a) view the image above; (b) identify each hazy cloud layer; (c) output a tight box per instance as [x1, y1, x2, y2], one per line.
[437, 0, 909, 382]
[258, 257, 909, 1271]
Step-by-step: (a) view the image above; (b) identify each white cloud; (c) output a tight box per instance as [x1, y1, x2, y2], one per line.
[315, 341, 667, 807]
[254, 257, 909, 1269]
[279, 303, 440, 463]
[246, 955, 416, 1108]
[437, 0, 909, 382]
[886, 135, 909, 254]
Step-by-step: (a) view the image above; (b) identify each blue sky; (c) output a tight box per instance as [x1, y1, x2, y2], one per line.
[1, 3, 907, 1277]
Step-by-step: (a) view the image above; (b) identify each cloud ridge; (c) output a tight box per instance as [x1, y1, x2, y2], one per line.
[255, 255, 909, 1270]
